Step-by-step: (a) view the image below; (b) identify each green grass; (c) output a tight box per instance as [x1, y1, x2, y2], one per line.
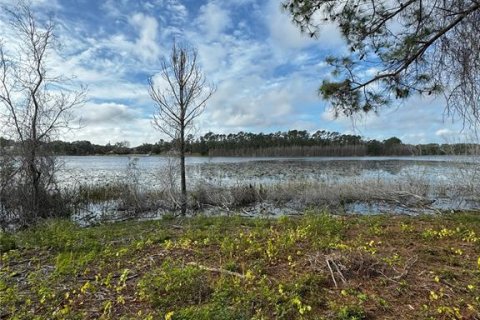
[1, 211, 480, 319]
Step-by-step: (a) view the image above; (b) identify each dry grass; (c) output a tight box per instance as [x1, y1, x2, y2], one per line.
[29, 174, 480, 224]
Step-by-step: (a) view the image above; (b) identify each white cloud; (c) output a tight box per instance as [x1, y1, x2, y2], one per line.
[64, 102, 157, 146]
[195, 71, 321, 134]
[266, 0, 314, 50]
[79, 103, 142, 125]
[436, 128, 455, 137]
[128, 13, 161, 62]
[0, 0, 466, 145]
[195, 2, 231, 41]
[265, 0, 344, 51]
[434, 128, 476, 143]
[165, 0, 189, 24]
[320, 95, 467, 143]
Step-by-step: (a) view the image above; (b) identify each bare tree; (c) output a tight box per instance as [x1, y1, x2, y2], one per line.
[0, 2, 86, 226]
[149, 41, 215, 215]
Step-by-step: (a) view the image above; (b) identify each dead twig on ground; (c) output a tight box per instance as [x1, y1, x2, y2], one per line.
[392, 255, 418, 280]
[187, 262, 245, 279]
[325, 255, 347, 288]
[326, 258, 338, 288]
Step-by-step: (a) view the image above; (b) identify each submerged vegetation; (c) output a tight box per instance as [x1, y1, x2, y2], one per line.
[1, 211, 480, 319]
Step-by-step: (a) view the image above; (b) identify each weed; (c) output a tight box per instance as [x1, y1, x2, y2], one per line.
[137, 259, 212, 310]
[55, 251, 96, 275]
[336, 305, 367, 320]
[0, 232, 16, 252]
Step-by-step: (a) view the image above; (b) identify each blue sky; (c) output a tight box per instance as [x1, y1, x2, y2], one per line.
[0, 0, 468, 146]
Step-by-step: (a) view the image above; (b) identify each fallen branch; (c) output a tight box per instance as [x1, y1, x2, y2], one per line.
[380, 255, 418, 284]
[326, 259, 338, 288]
[325, 255, 347, 288]
[392, 255, 418, 280]
[187, 262, 245, 279]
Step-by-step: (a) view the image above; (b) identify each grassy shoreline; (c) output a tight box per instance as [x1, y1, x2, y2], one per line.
[1, 211, 480, 319]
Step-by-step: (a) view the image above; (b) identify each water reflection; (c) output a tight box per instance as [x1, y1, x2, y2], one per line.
[57, 155, 480, 188]
[55, 155, 480, 219]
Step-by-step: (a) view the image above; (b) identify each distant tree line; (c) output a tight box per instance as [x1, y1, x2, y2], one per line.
[0, 138, 171, 155]
[191, 131, 409, 157]
[1, 130, 479, 157]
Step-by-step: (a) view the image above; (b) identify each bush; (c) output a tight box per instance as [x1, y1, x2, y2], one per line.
[230, 184, 261, 207]
[1, 181, 72, 229]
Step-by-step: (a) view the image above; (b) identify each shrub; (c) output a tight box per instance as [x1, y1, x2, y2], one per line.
[230, 184, 261, 207]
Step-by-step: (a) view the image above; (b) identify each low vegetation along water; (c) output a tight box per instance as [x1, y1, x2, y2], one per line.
[56, 155, 480, 223]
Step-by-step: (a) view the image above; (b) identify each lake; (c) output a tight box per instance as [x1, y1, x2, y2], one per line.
[57, 155, 479, 188]
[55, 155, 480, 217]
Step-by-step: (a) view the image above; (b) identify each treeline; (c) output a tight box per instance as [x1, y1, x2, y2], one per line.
[0, 138, 171, 156]
[1, 130, 479, 157]
[188, 130, 480, 157]
[191, 131, 410, 156]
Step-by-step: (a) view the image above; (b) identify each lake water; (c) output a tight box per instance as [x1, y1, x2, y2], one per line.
[57, 155, 480, 217]
[57, 155, 480, 188]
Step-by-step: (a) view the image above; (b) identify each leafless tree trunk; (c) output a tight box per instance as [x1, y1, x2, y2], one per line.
[149, 41, 215, 215]
[0, 2, 86, 226]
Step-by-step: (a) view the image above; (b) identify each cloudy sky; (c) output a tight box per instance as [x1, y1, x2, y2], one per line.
[0, 0, 469, 146]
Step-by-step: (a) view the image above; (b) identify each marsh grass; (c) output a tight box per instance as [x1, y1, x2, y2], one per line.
[76, 183, 129, 203]
[190, 178, 435, 211]
[68, 175, 474, 224]
[1, 211, 480, 319]
[9, 155, 475, 226]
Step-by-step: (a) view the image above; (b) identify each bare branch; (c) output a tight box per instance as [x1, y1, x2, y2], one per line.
[149, 41, 215, 215]
[0, 2, 86, 226]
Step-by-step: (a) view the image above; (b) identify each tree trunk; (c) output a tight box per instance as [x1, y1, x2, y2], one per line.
[180, 126, 187, 216]
[26, 142, 41, 223]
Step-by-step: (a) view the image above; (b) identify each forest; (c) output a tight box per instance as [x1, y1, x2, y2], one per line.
[1, 130, 477, 157]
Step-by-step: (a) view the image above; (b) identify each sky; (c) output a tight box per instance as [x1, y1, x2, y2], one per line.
[0, 0, 471, 146]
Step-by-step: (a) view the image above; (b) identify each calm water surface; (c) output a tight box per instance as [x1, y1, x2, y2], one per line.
[57, 155, 480, 188]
